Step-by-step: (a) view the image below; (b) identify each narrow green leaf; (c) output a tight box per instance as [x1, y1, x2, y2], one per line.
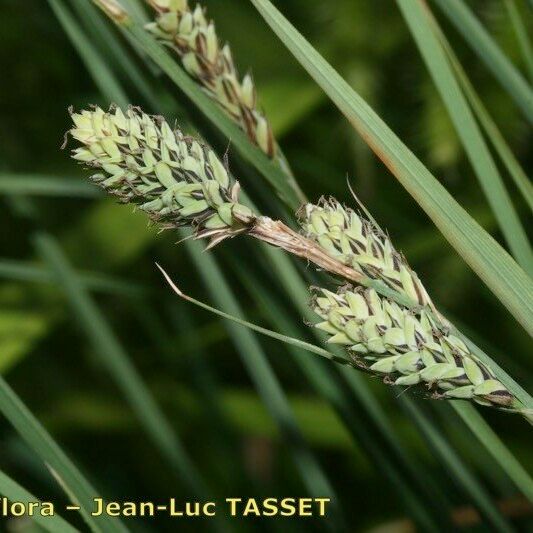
[157, 264, 350, 365]
[120, 0, 148, 24]
[163, 307, 254, 490]
[402, 401, 513, 532]
[430, 24, 533, 213]
[432, 0, 533, 124]
[0, 470, 78, 533]
[0, 258, 147, 297]
[248, 0, 533, 338]
[397, 0, 533, 275]
[47, 0, 128, 107]
[452, 403, 533, 501]
[33, 233, 215, 506]
[0, 375, 127, 532]
[172, 239, 347, 531]
[504, 0, 533, 82]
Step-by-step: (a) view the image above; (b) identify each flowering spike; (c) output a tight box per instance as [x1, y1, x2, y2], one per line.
[301, 199, 433, 308]
[68, 105, 254, 243]
[311, 285, 513, 408]
[145, 0, 276, 158]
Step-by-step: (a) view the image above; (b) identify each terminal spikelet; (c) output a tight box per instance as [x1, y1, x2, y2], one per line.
[301, 199, 433, 309]
[145, 0, 276, 157]
[68, 105, 254, 245]
[311, 285, 513, 408]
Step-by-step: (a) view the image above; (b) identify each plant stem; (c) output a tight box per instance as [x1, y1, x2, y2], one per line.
[248, 217, 365, 284]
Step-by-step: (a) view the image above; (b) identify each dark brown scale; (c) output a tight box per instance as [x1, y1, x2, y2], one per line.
[349, 239, 367, 254]
[452, 353, 463, 367]
[412, 277, 424, 306]
[194, 53, 212, 77]
[389, 315, 401, 328]
[330, 242, 343, 255]
[370, 236, 385, 258]
[362, 291, 375, 316]
[488, 390, 513, 400]
[239, 106, 258, 142]
[173, 38, 189, 54]
[392, 253, 402, 272]
[394, 345, 410, 354]
[365, 265, 384, 281]
[385, 276, 403, 288]
[370, 241, 381, 259]
[414, 331, 425, 345]
[195, 33, 207, 60]
[451, 376, 469, 386]
[221, 78, 239, 106]
[479, 363, 493, 380]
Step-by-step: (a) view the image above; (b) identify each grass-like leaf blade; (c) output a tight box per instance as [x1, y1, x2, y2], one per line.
[33, 233, 218, 509]
[396, 0, 533, 275]
[432, 28, 533, 213]
[48, 0, 128, 107]
[0, 375, 127, 532]
[432, 0, 533, 124]
[0, 469, 78, 533]
[248, 0, 533, 338]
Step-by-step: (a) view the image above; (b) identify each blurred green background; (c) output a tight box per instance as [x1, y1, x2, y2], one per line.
[0, 0, 531, 531]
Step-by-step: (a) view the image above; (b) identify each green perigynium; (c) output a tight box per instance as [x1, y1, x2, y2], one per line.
[145, 0, 276, 157]
[312, 285, 513, 408]
[301, 199, 433, 308]
[69, 105, 254, 244]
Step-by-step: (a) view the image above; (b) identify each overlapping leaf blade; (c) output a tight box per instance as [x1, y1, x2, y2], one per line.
[248, 0, 533, 338]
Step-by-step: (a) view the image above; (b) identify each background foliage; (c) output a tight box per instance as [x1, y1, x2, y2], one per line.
[0, 0, 531, 531]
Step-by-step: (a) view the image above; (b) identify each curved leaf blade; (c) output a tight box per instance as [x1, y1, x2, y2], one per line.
[248, 0, 533, 337]
[396, 0, 533, 275]
[432, 0, 533, 124]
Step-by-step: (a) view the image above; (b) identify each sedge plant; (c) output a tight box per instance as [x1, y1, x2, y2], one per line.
[66, 105, 517, 411]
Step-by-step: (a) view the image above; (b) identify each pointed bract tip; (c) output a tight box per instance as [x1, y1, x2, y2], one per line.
[155, 263, 184, 296]
[92, 0, 130, 25]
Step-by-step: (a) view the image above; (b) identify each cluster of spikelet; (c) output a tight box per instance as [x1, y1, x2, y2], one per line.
[145, 0, 276, 158]
[67, 104, 514, 410]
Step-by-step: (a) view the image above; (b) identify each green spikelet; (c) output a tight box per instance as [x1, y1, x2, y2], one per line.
[311, 285, 513, 408]
[145, 0, 276, 157]
[68, 105, 254, 244]
[301, 199, 433, 308]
